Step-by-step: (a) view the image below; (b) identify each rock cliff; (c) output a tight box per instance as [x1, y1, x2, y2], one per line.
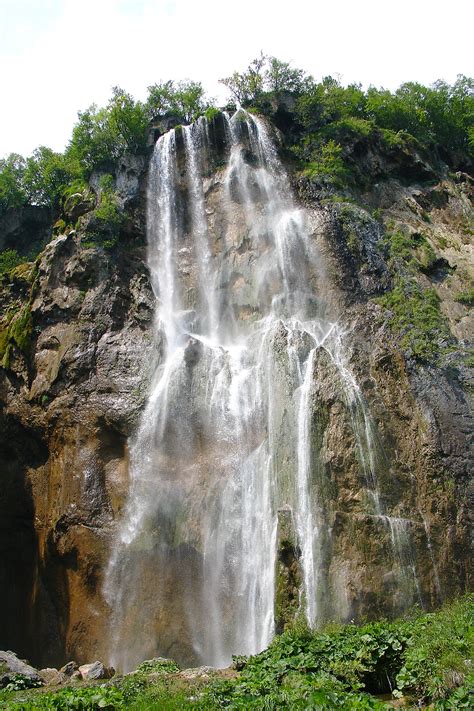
[0, 113, 472, 669]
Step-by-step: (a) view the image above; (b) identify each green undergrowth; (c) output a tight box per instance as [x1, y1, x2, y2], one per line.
[2, 595, 472, 710]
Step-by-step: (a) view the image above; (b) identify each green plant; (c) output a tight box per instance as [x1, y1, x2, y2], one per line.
[455, 289, 474, 306]
[305, 140, 349, 188]
[394, 596, 473, 703]
[203, 106, 221, 122]
[0, 249, 25, 276]
[6, 685, 126, 709]
[135, 658, 180, 675]
[0, 303, 33, 368]
[377, 280, 450, 361]
[4, 674, 43, 691]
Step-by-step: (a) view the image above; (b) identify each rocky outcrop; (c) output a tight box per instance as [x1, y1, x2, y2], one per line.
[0, 650, 41, 684]
[0, 205, 52, 256]
[0, 202, 154, 666]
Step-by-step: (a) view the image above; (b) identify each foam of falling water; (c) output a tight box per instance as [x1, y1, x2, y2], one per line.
[104, 110, 426, 671]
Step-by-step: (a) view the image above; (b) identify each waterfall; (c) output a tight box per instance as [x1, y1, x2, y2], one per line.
[104, 110, 422, 671]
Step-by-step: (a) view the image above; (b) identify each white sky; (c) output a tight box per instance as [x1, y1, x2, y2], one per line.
[1, 0, 473, 158]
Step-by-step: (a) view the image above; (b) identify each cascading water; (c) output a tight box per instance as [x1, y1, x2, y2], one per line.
[104, 111, 422, 671]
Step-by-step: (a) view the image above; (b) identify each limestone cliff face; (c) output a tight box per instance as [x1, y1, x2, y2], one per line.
[0, 116, 472, 668]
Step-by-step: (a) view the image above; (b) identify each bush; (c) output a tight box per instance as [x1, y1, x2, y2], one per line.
[4, 685, 126, 709]
[82, 174, 124, 249]
[304, 140, 350, 188]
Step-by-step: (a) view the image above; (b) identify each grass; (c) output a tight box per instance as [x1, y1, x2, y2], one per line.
[455, 289, 474, 307]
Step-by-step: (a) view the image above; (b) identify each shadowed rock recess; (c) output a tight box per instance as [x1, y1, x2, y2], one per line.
[0, 110, 472, 671]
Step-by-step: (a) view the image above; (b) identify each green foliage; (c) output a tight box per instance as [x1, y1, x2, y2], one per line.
[4, 674, 43, 691]
[383, 229, 437, 274]
[296, 77, 367, 132]
[394, 596, 473, 702]
[0, 303, 33, 367]
[4, 597, 472, 710]
[455, 289, 474, 306]
[220, 53, 311, 106]
[145, 80, 212, 124]
[323, 116, 375, 143]
[135, 659, 180, 675]
[108, 87, 148, 154]
[434, 673, 474, 709]
[265, 56, 313, 97]
[5, 685, 126, 709]
[67, 87, 148, 177]
[0, 153, 28, 214]
[304, 140, 349, 188]
[0, 248, 25, 276]
[374, 227, 452, 361]
[366, 75, 474, 158]
[82, 174, 124, 249]
[203, 106, 221, 122]
[377, 280, 450, 361]
[380, 128, 406, 149]
[22, 146, 83, 206]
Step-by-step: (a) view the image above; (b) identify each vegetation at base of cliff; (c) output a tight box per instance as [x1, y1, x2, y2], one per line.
[2, 595, 472, 709]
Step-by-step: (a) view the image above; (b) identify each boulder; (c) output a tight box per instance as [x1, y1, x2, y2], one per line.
[179, 665, 215, 680]
[78, 661, 114, 680]
[0, 651, 40, 681]
[60, 661, 79, 676]
[39, 668, 68, 686]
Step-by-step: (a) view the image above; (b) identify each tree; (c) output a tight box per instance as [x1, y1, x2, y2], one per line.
[108, 87, 148, 154]
[0, 154, 27, 215]
[22, 147, 82, 206]
[220, 53, 267, 105]
[265, 56, 312, 97]
[146, 80, 211, 123]
[68, 104, 120, 175]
